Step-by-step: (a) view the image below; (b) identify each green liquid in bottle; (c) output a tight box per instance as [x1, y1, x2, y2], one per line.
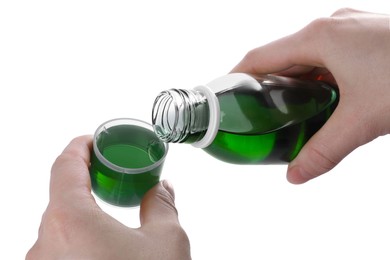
[152, 74, 338, 165]
[204, 78, 338, 164]
[90, 124, 166, 207]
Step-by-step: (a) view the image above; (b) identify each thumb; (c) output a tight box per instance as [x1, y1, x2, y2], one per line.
[287, 108, 364, 184]
[139, 180, 179, 226]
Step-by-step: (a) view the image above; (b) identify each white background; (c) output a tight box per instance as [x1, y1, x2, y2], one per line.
[1, 1, 390, 259]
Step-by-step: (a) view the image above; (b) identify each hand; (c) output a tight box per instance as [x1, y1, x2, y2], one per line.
[232, 8, 390, 184]
[26, 136, 191, 260]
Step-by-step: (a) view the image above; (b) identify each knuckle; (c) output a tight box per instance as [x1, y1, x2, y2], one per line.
[155, 188, 178, 216]
[52, 136, 91, 171]
[305, 17, 336, 38]
[238, 48, 262, 72]
[303, 16, 348, 56]
[52, 152, 78, 171]
[331, 7, 357, 17]
[242, 48, 258, 62]
[303, 17, 332, 40]
[51, 150, 88, 179]
[304, 144, 338, 177]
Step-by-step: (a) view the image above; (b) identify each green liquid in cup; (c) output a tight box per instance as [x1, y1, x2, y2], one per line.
[90, 124, 166, 207]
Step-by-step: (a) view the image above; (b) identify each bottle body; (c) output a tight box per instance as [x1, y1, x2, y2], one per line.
[152, 73, 338, 164]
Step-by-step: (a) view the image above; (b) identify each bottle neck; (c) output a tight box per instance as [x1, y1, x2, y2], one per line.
[152, 88, 210, 144]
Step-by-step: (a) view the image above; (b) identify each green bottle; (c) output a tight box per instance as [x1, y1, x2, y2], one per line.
[152, 73, 338, 164]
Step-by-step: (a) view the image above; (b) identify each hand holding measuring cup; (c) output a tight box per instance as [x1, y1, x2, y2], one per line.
[26, 135, 190, 259]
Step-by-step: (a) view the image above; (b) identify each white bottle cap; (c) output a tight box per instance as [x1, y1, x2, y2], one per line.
[192, 85, 220, 148]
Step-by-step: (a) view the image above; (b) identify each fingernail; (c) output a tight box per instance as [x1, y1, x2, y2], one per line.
[162, 180, 175, 199]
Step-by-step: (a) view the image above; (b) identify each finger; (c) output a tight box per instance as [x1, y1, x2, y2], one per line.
[231, 20, 328, 75]
[287, 107, 365, 184]
[280, 67, 337, 86]
[139, 180, 179, 226]
[50, 135, 93, 203]
[273, 65, 315, 77]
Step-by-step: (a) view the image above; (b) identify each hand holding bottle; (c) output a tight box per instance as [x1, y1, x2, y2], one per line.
[26, 136, 191, 260]
[231, 8, 390, 184]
